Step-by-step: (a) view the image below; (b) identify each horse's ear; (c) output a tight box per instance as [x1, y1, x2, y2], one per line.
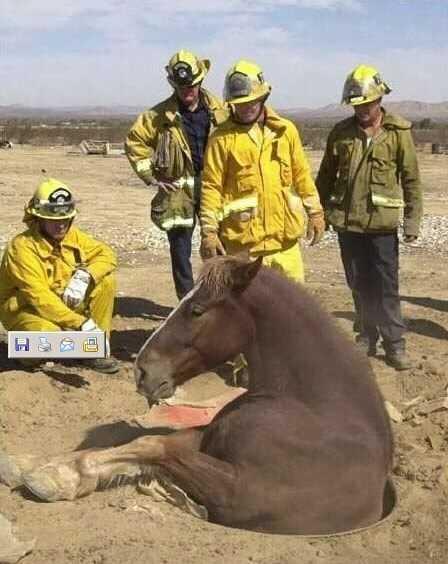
[231, 257, 263, 292]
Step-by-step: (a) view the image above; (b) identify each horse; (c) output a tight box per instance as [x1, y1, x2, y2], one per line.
[5, 256, 394, 534]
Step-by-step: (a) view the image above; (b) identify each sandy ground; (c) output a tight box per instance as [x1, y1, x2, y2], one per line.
[0, 146, 447, 563]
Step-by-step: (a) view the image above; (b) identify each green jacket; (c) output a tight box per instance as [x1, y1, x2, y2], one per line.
[316, 110, 422, 236]
[125, 89, 228, 231]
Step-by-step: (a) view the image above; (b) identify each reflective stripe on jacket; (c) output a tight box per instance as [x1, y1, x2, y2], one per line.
[0, 224, 117, 330]
[316, 110, 423, 236]
[200, 107, 323, 252]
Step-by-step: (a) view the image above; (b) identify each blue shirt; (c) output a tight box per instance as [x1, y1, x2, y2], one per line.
[179, 97, 211, 176]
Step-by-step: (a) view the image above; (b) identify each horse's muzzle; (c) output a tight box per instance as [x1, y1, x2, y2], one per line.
[134, 365, 175, 403]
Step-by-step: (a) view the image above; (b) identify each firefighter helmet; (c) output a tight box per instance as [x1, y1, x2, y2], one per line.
[342, 64, 391, 106]
[25, 178, 77, 220]
[166, 50, 210, 88]
[224, 60, 271, 105]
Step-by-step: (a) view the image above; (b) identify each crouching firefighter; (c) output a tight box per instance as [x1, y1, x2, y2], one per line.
[125, 49, 227, 299]
[0, 179, 119, 373]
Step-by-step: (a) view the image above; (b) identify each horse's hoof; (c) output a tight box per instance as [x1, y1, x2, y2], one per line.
[22, 463, 81, 502]
[0, 452, 42, 488]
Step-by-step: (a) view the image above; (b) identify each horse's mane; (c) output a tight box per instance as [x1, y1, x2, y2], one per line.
[198, 257, 364, 380]
[198, 257, 348, 371]
[197, 257, 391, 452]
[199, 256, 380, 396]
[199, 255, 327, 324]
[199, 256, 337, 332]
[198, 256, 246, 300]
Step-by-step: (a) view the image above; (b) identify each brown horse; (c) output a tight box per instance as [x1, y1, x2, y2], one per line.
[9, 256, 393, 534]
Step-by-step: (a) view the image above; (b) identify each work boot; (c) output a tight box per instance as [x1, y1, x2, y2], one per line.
[385, 349, 413, 371]
[355, 334, 377, 357]
[84, 357, 120, 374]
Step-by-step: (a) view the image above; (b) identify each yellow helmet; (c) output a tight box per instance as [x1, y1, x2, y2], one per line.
[166, 50, 210, 88]
[224, 60, 271, 105]
[342, 64, 391, 106]
[25, 178, 77, 220]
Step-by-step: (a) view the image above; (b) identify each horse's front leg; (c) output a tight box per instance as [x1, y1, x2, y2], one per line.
[21, 428, 236, 514]
[19, 428, 202, 501]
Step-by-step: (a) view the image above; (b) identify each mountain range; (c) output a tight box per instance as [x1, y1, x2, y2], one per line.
[283, 101, 448, 122]
[0, 101, 448, 121]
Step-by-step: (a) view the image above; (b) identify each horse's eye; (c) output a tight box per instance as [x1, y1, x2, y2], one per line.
[191, 304, 206, 317]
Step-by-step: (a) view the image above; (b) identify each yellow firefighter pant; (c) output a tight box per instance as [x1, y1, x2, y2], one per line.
[3, 273, 116, 335]
[254, 243, 304, 283]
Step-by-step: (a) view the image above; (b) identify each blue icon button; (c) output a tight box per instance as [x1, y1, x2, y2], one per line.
[60, 337, 75, 353]
[15, 337, 30, 352]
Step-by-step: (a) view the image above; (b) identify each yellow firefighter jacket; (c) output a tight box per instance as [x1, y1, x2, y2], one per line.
[200, 107, 323, 252]
[0, 224, 117, 330]
[125, 90, 228, 231]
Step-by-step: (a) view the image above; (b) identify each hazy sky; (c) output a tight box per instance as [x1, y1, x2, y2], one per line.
[0, 0, 446, 108]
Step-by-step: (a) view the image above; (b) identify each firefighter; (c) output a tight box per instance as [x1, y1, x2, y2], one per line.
[200, 59, 325, 283]
[0, 178, 119, 373]
[200, 60, 325, 387]
[125, 50, 227, 299]
[316, 65, 423, 370]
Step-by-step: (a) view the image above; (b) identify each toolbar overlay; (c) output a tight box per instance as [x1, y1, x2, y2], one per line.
[8, 331, 107, 359]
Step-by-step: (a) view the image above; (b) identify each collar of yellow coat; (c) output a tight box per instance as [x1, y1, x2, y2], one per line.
[28, 222, 80, 259]
[263, 106, 289, 132]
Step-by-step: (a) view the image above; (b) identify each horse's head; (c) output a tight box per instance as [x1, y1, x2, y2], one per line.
[134, 256, 262, 403]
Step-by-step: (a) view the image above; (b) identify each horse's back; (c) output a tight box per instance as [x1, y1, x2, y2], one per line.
[203, 393, 389, 460]
[200, 393, 391, 534]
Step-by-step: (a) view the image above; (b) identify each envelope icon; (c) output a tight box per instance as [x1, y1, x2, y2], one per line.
[60, 337, 75, 353]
